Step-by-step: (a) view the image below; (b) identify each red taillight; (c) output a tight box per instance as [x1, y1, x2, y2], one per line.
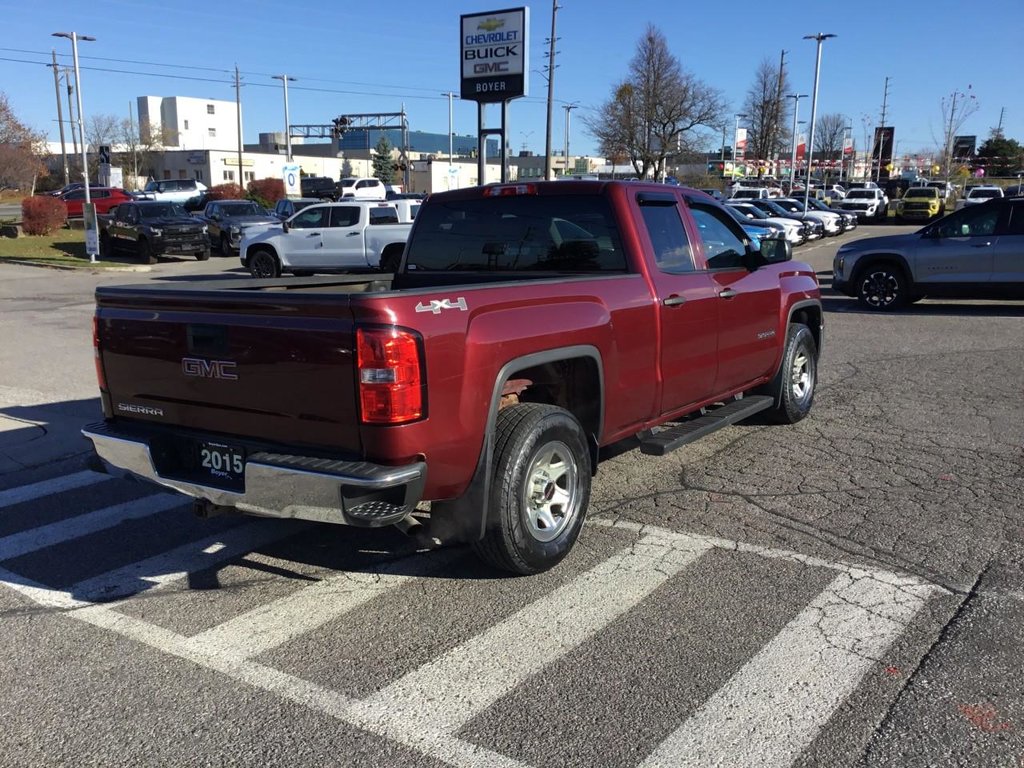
[93, 315, 107, 390]
[356, 327, 424, 424]
[483, 184, 538, 197]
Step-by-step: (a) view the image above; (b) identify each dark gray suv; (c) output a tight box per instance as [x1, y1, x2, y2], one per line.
[832, 198, 1024, 309]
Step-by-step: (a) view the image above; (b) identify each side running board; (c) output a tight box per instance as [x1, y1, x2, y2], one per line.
[638, 396, 773, 456]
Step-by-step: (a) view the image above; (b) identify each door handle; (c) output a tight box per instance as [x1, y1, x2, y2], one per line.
[970, 242, 991, 248]
[662, 295, 687, 307]
[346, 232, 360, 237]
[719, 289, 738, 299]
[307, 232, 320, 238]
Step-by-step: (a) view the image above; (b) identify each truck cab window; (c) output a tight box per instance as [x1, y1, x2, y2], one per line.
[688, 206, 748, 270]
[291, 208, 329, 229]
[638, 203, 693, 274]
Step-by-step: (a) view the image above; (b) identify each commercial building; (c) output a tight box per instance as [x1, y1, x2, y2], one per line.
[137, 96, 240, 151]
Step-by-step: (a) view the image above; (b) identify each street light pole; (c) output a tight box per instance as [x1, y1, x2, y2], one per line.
[563, 103, 577, 175]
[53, 31, 96, 261]
[840, 124, 853, 182]
[786, 94, 807, 190]
[272, 75, 296, 161]
[441, 91, 455, 181]
[802, 32, 836, 213]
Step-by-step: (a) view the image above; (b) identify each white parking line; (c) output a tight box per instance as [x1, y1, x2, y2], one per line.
[0, 494, 185, 561]
[0, 470, 110, 509]
[355, 531, 713, 737]
[74, 604, 532, 768]
[187, 548, 464, 659]
[639, 569, 935, 768]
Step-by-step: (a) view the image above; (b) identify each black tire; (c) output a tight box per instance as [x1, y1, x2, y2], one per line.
[249, 248, 280, 279]
[473, 403, 592, 575]
[856, 261, 908, 310]
[763, 323, 817, 424]
[136, 237, 157, 265]
[219, 233, 231, 255]
[379, 246, 403, 273]
[195, 247, 211, 261]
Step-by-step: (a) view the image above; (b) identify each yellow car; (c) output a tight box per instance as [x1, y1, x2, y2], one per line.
[897, 187, 944, 221]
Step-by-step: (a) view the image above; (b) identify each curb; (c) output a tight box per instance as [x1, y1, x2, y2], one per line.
[0, 259, 152, 273]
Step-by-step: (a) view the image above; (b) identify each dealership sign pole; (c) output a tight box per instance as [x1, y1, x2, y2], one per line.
[461, 7, 529, 185]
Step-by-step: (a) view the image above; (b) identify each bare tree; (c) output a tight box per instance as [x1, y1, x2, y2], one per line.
[587, 25, 725, 179]
[813, 113, 846, 163]
[0, 92, 47, 192]
[117, 118, 167, 188]
[937, 86, 979, 176]
[742, 58, 789, 163]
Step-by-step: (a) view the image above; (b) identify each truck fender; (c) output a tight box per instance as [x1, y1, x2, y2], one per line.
[431, 345, 604, 543]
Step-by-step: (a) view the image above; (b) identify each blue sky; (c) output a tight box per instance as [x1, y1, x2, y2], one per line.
[2, 0, 1021, 162]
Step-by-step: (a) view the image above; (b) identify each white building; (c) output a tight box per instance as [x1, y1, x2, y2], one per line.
[137, 96, 239, 152]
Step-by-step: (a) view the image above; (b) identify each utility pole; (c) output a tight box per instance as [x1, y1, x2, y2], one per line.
[65, 68, 78, 158]
[996, 106, 1006, 136]
[543, 0, 559, 180]
[786, 94, 807, 190]
[234, 65, 244, 188]
[128, 100, 138, 185]
[272, 74, 296, 161]
[49, 50, 69, 185]
[773, 49, 787, 173]
[875, 76, 890, 181]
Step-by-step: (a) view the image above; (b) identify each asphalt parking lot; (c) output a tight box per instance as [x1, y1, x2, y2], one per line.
[0, 224, 1021, 767]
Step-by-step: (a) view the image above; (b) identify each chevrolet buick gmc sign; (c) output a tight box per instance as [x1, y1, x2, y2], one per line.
[460, 7, 529, 102]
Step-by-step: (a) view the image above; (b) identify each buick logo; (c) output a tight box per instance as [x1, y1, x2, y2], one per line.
[182, 357, 238, 380]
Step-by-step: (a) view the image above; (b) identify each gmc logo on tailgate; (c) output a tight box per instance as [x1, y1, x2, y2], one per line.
[182, 357, 238, 380]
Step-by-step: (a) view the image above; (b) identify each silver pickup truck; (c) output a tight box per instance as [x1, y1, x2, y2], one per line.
[832, 197, 1023, 309]
[240, 201, 412, 278]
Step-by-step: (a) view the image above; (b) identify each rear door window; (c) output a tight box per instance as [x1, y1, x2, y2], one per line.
[637, 195, 693, 274]
[406, 194, 626, 273]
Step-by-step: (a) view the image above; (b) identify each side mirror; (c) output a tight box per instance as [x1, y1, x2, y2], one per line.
[759, 238, 792, 264]
[282, 222, 290, 233]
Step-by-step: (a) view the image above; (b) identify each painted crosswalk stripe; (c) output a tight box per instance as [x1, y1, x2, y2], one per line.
[0, 470, 110, 509]
[187, 548, 465, 659]
[69, 519, 307, 603]
[356, 531, 713, 736]
[0, 494, 186, 561]
[639, 569, 936, 768]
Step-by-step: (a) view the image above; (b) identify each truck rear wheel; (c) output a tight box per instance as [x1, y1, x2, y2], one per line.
[473, 403, 591, 575]
[249, 249, 280, 279]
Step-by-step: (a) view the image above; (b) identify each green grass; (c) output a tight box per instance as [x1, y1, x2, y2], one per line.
[0, 229, 136, 270]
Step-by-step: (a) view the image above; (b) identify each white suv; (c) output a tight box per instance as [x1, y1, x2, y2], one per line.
[142, 178, 208, 204]
[336, 177, 386, 201]
[955, 185, 1004, 210]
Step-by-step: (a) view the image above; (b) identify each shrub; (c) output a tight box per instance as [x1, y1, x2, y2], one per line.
[206, 183, 245, 201]
[21, 196, 67, 235]
[247, 177, 285, 208]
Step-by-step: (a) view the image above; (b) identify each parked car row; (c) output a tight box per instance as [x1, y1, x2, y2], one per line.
[725, 196, 858, 246]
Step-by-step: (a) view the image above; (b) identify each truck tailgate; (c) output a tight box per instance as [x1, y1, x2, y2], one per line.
[96, 285, 362, 455]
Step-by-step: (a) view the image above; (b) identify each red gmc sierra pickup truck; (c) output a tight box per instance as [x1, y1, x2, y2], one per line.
[83, 181, 823, 575]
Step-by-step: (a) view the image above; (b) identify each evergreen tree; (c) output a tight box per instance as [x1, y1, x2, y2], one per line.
[372, 136, 397, 184]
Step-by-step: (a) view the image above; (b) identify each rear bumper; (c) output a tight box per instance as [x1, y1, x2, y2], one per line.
[82, 421, 426, 527]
